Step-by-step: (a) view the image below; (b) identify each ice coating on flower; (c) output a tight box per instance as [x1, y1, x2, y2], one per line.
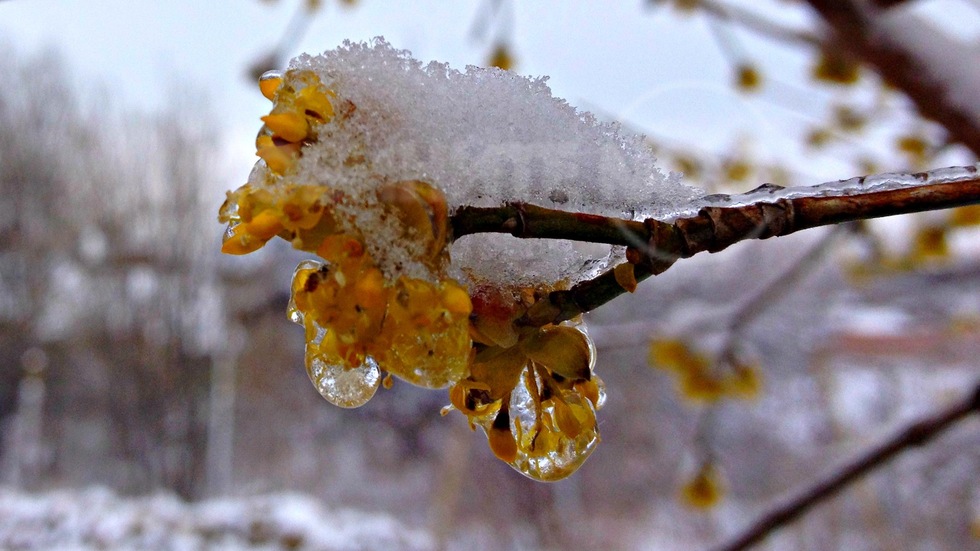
[308, 353, 381, 408]
[450, 319, 605, 481]
[286, 250, 472, 396]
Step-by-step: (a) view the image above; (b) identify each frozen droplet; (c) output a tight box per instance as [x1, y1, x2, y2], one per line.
[592, 373, 607, 410]
[484, 366, 600, 482]
[306, 353, 380, 408]
[259, 70, 284, 101]
[287, 260, 325, 324]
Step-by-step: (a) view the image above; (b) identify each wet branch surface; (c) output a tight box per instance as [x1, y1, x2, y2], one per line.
[713, 381, 980, 551]
[451, 166, 980, 326]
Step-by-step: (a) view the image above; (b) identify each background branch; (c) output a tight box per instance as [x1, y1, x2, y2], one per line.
[803, 0, 980, 156]
[713, 380, 980, 551]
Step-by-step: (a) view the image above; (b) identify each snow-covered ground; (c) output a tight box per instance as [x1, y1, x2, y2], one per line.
[0, 487, 433, 551]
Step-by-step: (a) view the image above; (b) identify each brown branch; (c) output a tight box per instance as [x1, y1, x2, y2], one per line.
[873, 0, 916, 9]
[802, 0, 980, 157]
[452, 202, 648, 246]
[712, 380, 980, 551]
[699, 0, 823, 48]
[451, 165, 980, 326]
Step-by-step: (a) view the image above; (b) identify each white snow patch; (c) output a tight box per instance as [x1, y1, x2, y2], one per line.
[258, 38, 702, 290]
[0, 487, 434, 550]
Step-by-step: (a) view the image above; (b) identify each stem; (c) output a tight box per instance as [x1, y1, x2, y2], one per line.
[451, 202, 647, 246]
[451, 165, 980, 326]
[712, 381, 980, 551]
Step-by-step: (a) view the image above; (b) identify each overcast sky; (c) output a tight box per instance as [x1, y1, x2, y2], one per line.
[1, 0, 976, 192]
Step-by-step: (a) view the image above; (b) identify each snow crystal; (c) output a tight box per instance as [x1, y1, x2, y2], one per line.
[259, 38, 701, 290]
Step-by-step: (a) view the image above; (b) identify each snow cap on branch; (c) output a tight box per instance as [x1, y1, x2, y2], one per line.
[249, 37, 700, 291]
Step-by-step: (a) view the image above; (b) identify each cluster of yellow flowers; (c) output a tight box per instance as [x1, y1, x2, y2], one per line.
[648, 339, 761, 403]
[447, 288, 605, 480]
[218, 68, 605, 480]
[288, 242, 472, 407]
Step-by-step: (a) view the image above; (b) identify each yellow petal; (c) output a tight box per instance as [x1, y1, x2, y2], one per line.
[261, 112, 309, 143]
[440, 283, 472, 316]
[354, 268, 386, 310]
[256, 142, 300, 174]
[377, 180, 448, 259]
[552, 393, 595, 439]
[724, 363, 762, 400]
[648, 339, 709, 374]
[522, 325, 592, 381]
[296, 85, 335, 122]
[488, 409, 517, 463]
[246, 210, 284, 240]
[679, 370, 725, 403]
[681, 463, 725, 509]
[470, 346, 527, 400]
[221, 224, 263, 255]
[613, 262, 638, 292]
[950, 205, 980, 227]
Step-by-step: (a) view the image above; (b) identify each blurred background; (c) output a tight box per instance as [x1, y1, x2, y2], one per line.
[0, 1, 978, 549]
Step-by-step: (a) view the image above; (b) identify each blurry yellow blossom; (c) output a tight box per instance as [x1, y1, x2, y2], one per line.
[681, 462, 725, 509]
[734, 63, 762, 93]
[832, 104, 866, 133]
[897, 134, 931, 168]
[950, 205, 980, 227]
[488, 43, 515, 71]
[812, 48, 861, 85]
[910, 225, 949, 261]
[649, 339, 762, 403]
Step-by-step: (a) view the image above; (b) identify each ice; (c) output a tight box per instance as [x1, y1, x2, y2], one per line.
[507, 370, 601, 481]
[695, 162, 980, 213]
[307, 354, 381, 408]
[472, 322, 605, 481]
[253, 37, 702, 290]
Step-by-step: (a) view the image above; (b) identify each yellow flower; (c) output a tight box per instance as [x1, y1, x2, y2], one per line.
[487, 44, 515, 71]
[734, 63, 762, 93]
[812, 49, 860, 85]
[450, 311, 605, 481]
[648, 339, 763, 403]
[681, 462, 725, 509]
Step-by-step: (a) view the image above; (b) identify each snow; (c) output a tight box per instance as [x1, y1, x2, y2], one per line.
[0, 487, 434, 550]
[255, 38, 702, 289]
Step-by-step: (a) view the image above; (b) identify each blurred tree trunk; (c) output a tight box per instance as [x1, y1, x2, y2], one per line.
[804, 0, 980, 156]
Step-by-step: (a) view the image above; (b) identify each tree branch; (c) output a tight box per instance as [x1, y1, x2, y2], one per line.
[712, 380, 980, 551]
[802, 0, 980, 156]
[451, 164, 980, 326]
[699, 0, 823, 48]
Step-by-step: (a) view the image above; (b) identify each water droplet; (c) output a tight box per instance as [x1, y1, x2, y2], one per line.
[307, 353, 380, 408]
[259, 70, 284, 100]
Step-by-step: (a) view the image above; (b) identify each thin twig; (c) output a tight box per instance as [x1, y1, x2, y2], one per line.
[717, 224, 846, 364]
[712, 381, 980, 551]
[699, 0, 823, 48]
